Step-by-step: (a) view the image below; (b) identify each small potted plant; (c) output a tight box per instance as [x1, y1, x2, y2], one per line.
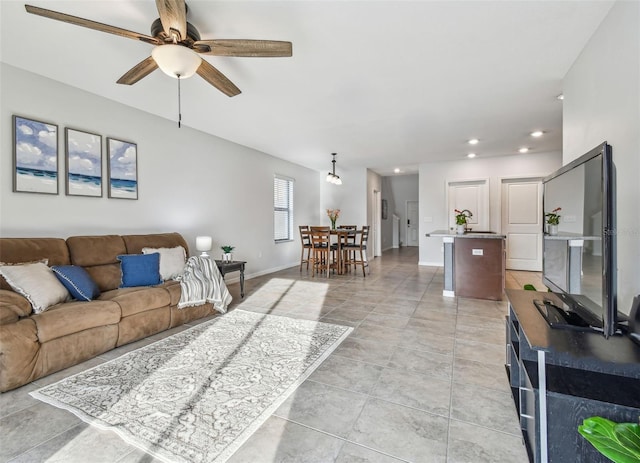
[545, 207, 561, 235]
[454, 209, 473, 234]
[221, 245, 235, 262]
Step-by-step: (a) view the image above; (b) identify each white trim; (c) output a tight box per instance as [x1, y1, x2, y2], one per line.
[419, 261, 443, 267]
[443, 290, 455, 297]
[538, 349, 548, 463]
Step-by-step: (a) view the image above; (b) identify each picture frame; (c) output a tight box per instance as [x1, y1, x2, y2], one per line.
[107, 138, 138, 200]
[65, 128, 102, 197]
[382, 199, 388, 220]
[12, 115, 59, 195]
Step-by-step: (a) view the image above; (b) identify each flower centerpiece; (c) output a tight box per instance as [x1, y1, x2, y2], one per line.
[545, 207, 561, 235]
[327, 209, 340, 229]
[454, 209, 472, 234]
[221, 245, 235, 262]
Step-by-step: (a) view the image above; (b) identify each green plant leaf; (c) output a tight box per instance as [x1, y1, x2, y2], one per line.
[579, 418, 640, 463]
[523, 284, 537, 291]
[615, 423, 640, 459]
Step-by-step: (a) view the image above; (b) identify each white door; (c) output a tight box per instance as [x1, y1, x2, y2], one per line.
[406, 200, 419, 246]
[447, 179, 490, 232]
[501, 178, 543, 271]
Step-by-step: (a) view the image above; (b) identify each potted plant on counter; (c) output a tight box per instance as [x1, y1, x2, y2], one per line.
[221, 245, 235, 262]
[454, 209, 473, 234]
[545, 207, 561, 235]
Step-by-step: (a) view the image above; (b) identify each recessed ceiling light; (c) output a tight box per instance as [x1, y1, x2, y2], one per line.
[519, 147, 529, 153]
[557, 94, 564, 100]
[467, 153, 476, 158]
[468, 138, 479, 145]
[531, 131, 544, 137]
[394, 168, 400, 173]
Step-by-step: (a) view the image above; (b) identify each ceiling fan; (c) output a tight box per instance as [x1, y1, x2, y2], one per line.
[25, 0, 293, 97]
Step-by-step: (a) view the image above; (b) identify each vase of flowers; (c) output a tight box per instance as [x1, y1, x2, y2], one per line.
[221, 245, 235, 262]
[545, 207, 561, 235]
[327, 208, 340, 230]
[454, 209, 473, 234]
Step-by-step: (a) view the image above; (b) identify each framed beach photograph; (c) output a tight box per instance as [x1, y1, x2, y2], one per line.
[65, 128, 102, 197]
[12, 115, 59, 194]
[107, 138, 138, 199]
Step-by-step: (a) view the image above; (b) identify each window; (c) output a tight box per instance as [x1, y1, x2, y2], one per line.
[274, 175, 294, 241]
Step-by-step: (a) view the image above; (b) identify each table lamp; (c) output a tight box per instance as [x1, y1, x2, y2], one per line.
[195, 236, 212, 258]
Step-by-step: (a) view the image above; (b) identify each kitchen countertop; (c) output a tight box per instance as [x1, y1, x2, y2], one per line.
[426, 229, 506, 239]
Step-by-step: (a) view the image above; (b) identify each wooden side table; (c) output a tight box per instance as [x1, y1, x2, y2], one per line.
[215, 260, 247, 298]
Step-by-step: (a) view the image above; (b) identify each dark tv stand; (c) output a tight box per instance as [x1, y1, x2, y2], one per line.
[506, 289, 640, 463]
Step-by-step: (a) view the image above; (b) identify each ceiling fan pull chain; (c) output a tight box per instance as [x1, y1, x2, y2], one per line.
[177, 73, 182, 128]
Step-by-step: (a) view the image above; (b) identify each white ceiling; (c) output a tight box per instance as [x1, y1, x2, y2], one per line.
[1, 1, 613, 175]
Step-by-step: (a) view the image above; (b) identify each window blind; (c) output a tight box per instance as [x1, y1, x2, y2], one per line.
[274, 175, 294, 241]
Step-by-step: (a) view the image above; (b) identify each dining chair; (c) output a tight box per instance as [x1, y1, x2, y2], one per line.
[345, 225, 370, 276]
[299, 225, 312, 271]
[309, 227, 331, 277]
[339, 225, 357, 272]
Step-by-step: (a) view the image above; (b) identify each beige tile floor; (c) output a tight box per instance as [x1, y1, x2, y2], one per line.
[0, 247, 532, 463]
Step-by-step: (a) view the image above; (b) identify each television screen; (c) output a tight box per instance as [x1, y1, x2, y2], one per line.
[542, 142, 616, 336]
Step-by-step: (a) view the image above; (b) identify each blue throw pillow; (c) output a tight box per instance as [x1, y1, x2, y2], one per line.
[51, 265, 100, 301]
[118, 253, 162, 288]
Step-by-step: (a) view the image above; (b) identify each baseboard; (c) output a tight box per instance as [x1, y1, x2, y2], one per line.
[419, 261, 444, 267]
[223, 262, 299, 284]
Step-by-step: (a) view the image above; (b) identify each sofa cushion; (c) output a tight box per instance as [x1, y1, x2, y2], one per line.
[67, 235, 127, 291]
[32, 300, 121, 343]
[0, 238, 70, 290]
[158, 280, 182, 306]
[0, 289, 33, 318]
[122, 233, 189, 256]
[0, 262, 70, 314]
[142, 246, 186, 281]
[99, 286, 170, 317]
[51, 265, 101, 301]
[118, 254, 162, 287]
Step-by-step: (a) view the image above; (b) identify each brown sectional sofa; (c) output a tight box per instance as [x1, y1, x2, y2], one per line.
[0, 232, 215, 392]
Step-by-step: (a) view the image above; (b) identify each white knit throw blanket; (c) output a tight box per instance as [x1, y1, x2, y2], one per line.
[177, 256, 232, 313]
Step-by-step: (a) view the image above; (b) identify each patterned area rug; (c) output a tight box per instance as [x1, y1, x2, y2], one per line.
[31, 310, 352, 463]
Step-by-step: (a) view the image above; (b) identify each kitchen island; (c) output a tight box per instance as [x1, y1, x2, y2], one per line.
[426, 230, 507, 300]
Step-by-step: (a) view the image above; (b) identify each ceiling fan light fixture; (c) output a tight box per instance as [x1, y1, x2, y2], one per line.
[152, 44, 201, 79]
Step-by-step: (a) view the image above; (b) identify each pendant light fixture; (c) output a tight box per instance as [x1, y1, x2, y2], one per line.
[326, 153, 342, 185]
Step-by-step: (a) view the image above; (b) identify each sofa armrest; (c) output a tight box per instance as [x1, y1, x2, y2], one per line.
[0, 289, 32, 320]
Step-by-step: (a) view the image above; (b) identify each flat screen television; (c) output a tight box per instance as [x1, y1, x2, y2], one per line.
[539, 142, 618, 337]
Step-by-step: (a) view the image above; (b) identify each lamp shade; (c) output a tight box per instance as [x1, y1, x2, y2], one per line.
[195, 236, 212, 255]
[152, 44, 202, 79]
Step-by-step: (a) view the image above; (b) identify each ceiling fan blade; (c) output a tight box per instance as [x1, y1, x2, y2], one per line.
[25, 5, 161, 45]
[196, 60, 241, 97]
[116, 57, 158, 85]
[155, 0, 187, 41]
[194, 39, 293, 57]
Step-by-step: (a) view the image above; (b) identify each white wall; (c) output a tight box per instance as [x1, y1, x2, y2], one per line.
[0, 64, 320, 277]
[419, 151, 562, 265]
[563, 0, 639, 315]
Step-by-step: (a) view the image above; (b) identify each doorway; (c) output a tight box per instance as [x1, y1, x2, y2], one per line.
[406, 200, 419, 246]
